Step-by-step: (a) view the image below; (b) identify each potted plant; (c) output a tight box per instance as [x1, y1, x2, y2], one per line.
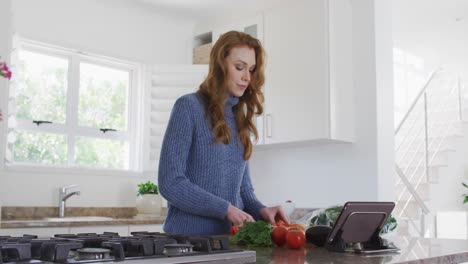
[136, 181, 162, 216]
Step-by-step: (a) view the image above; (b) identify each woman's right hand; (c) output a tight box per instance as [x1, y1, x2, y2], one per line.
[227, 204, 254, 226]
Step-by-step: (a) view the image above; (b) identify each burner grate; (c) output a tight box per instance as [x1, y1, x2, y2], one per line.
[0, 232, 246, 264]
[0, 243, 32, 262]
[40, 241, 83, 263]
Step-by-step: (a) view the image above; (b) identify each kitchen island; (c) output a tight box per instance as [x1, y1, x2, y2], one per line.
[243, 236, 468, 264]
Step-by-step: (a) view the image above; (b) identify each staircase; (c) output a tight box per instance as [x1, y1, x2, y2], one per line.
[394, 69, 467, 237]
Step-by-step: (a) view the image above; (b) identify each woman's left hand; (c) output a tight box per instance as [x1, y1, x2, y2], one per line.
[259, 206, 289, 225]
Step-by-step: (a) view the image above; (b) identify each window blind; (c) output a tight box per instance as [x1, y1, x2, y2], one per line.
[144, 65, 208, 172]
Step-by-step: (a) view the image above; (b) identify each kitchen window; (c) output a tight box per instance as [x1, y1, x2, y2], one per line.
[5, 39, 141, 171]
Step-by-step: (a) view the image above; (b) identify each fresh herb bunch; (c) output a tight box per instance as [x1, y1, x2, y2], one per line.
[230, 221, 273, 247]
[463, 183, 468, 203]
[137, 181, 159, 196]
[310, 206, 398, 234]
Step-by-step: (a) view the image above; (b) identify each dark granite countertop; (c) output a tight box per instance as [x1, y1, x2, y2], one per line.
[238, 236, 468, 264]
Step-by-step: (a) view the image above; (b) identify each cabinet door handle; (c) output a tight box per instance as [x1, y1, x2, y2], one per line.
[266, 114, 272, 138]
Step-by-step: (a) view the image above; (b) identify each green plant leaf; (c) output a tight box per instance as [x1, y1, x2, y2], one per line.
[309, 206, 398, 234]
[137, 181, 159, 196]
[230, 221, 272, 247]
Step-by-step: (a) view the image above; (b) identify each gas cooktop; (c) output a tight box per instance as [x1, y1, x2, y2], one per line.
[0, 232, 255, 264]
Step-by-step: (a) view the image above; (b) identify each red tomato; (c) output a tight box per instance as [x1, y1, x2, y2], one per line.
[288, 224, 305, 231]
[286, 229, 306, 249]
[273, 220, 288, 227]
[230, 226, 239, 235]
[271, 226, 288, 246]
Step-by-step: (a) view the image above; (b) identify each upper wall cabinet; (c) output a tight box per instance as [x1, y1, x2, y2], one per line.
[262, 0, 354, 145]
[192, 0, 354, 146]
[212, 14, 264, 44]
[193, 14, 264, 65]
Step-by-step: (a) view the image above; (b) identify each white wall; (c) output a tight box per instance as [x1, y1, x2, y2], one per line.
[392, 0, 468, 77]
[249, 0, 395, 208]
[391, 0, 467, 128]
[0, 0, 396, 209]
[392, 0, 468, 216]
[374, 0, 396, 203]
[0, 0, 196, 207]
[1, 171, 149, 207]
[0, 0, 13, 211]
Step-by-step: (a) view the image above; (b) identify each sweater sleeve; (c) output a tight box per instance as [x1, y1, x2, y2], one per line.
[158, 96, 230, 220]
[240, 162, 266, 220]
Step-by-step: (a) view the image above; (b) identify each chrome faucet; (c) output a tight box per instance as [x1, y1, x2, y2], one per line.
[59, 185, 80, 218]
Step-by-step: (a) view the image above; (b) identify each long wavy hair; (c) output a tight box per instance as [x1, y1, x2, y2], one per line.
[197, 31, 265, 160]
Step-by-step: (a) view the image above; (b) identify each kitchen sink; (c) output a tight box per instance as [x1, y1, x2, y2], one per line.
[44, 216, 113, 222]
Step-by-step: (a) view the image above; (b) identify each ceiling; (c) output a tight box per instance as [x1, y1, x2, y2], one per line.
[134, 0, 286, 21]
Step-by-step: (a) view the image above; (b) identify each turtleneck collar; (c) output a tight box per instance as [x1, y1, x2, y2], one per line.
[224, 95, 240, 118]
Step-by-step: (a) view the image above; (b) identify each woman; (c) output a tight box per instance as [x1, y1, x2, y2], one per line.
[158, 31, 288, 235]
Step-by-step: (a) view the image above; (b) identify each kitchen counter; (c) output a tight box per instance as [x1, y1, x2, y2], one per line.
[0, 206, 166, 228]
[242, 236, 468, 264]
[0, 217, 165, 228]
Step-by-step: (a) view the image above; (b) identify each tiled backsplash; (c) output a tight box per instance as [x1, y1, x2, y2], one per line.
[1, 207, 138, 220]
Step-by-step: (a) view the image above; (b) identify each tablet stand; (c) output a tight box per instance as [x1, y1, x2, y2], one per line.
[323, 202, 399, 254]
[325, 228, 393, 253]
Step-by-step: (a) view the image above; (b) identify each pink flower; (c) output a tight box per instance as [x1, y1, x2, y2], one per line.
[0, 61, 12, 80]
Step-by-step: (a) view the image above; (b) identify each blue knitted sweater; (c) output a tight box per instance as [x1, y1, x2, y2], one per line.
[158, 93, 266, 235]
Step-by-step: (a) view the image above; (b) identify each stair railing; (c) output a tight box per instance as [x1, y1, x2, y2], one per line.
[395, 70, 439, 134]
[395, 84, 457, 182]
[394, 68, 465, 237]
[397, 80, 458, 191]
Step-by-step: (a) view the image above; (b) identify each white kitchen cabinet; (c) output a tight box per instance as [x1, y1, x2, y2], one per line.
[0, 227, 69, 237]
[128, 224, 163, 233]
[198, 14, 264, 45]
[193, 14, 263, 67]
[262, 0, 354, 145]
[69, 225, 129, 236]
[193, 0, 353, 146]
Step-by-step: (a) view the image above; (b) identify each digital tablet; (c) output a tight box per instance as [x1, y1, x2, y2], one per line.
[325, 201, 399, 254]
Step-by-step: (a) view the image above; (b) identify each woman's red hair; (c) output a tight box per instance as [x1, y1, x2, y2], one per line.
[197, 31, 265, 160]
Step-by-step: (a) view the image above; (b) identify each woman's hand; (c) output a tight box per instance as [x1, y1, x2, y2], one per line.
[227, 204, 255, 226]
[259, 206, 289, 224]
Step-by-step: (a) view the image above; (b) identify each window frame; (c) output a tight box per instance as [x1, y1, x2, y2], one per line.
[6, 38, 142, 173]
